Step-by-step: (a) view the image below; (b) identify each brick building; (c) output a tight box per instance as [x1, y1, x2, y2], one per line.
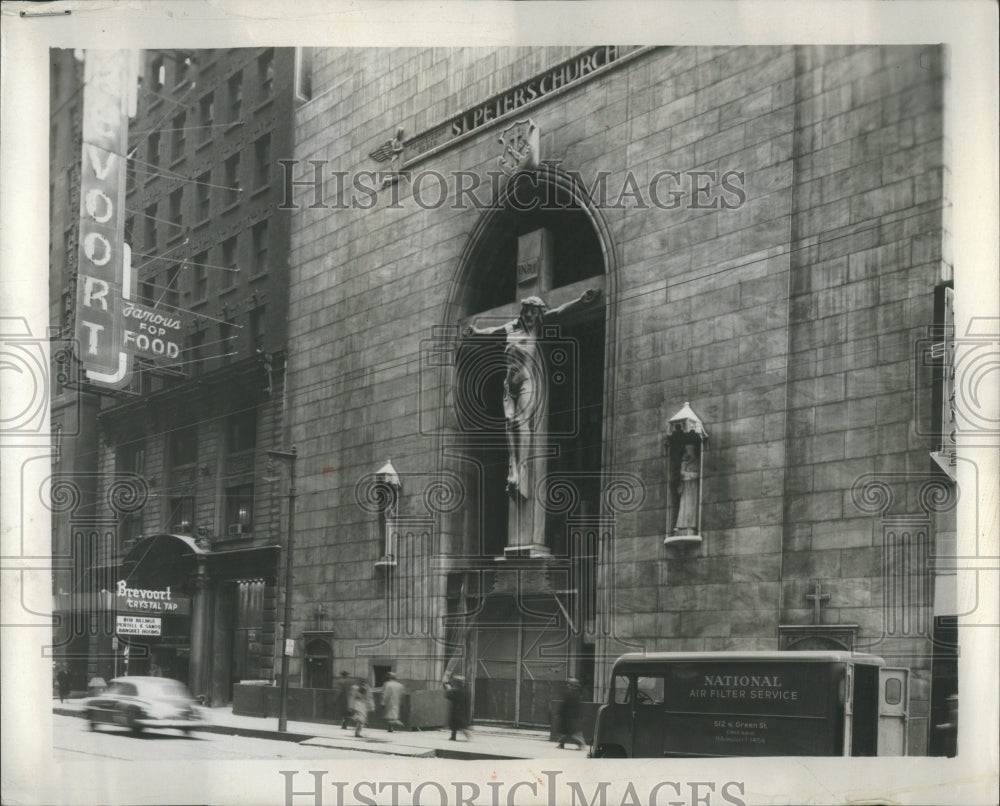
[49, 48, 101, 696]
[279, 45, 957, 754]
[50, 48, 300, 706]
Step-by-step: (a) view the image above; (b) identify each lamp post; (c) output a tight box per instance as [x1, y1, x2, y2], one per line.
[267, 446, 297, 732]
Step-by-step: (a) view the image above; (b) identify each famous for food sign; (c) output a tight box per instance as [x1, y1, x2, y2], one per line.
[74, 51, 185, 389]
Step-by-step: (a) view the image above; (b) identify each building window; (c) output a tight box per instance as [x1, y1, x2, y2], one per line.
[164, 264, 180, 309]
[228, 71, 243, 123]
[179, 55, 197, 88]
[294, 48, 313, 102]
[151, 56, 165, 91]
[258, 49, 275, 95]
[224, 153, 240, 205]
[198, 92, 214, 142]
[116, 439, 145, 475]
[188, 329, 204, 377]
[139, 279, 155, 307]
[227, 408, 257, 454]
[249, 306, 266, 352]
[220, 319, 235, 361]
[251, 220, 268, 275]
[171, 111, 186, 161]
[192, 251, 208, 301]
[196, 172, 210, 220]
[167, 496, 194, 534]
[144, 202, 157, 249]
[169, 187, 183, 229]
[169, 423, 198, 467]
[221, 236, 238, 286]
[304, 639, 332, 689]
[147, 131, 160, 167]
[233, 580, 265, 680]
[253, 133, 270, 188]
[226, 485, 254, 536]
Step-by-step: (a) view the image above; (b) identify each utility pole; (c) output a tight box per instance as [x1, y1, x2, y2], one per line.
[268, 447, 297, 732]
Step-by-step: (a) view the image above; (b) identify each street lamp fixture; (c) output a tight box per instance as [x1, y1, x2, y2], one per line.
[267, 446, 297, 732]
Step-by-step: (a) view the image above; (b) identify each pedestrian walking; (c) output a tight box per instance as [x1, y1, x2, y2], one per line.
[336, 671, 353, 729]
[57, 665, 70, 703]
[350, 681, 374, 737]
[444, 674, 471, 741]
[556, 678, 585, 749]
[381, 672, 405, 733]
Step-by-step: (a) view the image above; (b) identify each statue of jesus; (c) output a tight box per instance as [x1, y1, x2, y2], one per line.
[463, 289, 600, 500]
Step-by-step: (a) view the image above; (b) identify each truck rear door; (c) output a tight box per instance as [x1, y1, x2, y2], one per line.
[877, 667, 909, 756]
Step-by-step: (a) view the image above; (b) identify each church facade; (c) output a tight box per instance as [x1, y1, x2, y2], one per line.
[282, 45, 955, 753]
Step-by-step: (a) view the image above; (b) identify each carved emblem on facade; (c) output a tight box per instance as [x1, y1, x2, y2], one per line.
[368, 126, 405, 187]
[497, 118, 539, 176]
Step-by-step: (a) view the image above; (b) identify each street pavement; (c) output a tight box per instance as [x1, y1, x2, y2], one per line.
[53, 698, 580, 760]
[52, 713, 388, 761]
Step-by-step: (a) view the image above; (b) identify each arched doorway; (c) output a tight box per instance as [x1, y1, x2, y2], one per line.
[441, 167, 618, 725]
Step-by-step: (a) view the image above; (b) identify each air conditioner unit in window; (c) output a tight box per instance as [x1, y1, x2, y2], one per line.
[228, 523, 245, 536]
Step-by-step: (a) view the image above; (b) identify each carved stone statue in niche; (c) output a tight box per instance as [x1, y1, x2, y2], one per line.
[673, 443, 700, 535]
[464, 290, 600, 502]
[664, 402, 707, 544]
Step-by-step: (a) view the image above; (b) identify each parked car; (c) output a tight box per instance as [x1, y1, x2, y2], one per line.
[86, 676, 208, 734]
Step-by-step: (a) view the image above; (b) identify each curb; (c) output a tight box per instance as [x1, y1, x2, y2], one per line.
[54, 706, 526, 759]
[56, 705, 313, 743]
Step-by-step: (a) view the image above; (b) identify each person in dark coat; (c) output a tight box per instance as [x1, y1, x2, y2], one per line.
[336, 671, 354, 729]
[444, 674, 471, 741]
[557, 678, 584, 749]
[57, 666, 71, 703]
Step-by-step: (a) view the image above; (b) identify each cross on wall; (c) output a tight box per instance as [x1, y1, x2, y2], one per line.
[806, 581, 832, 625]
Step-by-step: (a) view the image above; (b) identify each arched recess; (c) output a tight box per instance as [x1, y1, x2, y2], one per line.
[434, 166, 620, 723]
[439, 165, 621, 557]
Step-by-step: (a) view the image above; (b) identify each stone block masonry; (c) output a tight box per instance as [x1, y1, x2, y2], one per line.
[286, 46, 948, 749]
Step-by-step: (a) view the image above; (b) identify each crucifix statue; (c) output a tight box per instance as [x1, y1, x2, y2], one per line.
[806, 581, 832, 625]
[462, 228, 600, 556]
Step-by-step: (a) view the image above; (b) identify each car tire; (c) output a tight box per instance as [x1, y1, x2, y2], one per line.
[127, 708, 144, 733]
[594, 744, 626, 758]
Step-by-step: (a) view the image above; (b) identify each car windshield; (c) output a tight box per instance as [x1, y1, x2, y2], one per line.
[142, 679, 191, 698]
[113, 678, 192, 699]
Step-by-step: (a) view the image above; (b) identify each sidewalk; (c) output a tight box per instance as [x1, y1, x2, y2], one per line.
[53, 699, 580, 760]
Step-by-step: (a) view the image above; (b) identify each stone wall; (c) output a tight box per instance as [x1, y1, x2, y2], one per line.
[287, 45, 947, 751]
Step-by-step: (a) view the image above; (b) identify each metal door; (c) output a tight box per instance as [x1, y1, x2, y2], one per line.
[631, 674, 665, 757]
[877, 667, 909, 756]
[842, 663, 854, 756]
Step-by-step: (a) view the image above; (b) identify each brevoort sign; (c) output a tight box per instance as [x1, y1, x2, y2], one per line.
[115, 580, 191, 614]
[74, 50, 132, 382]
[73, 51, 185, 389]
